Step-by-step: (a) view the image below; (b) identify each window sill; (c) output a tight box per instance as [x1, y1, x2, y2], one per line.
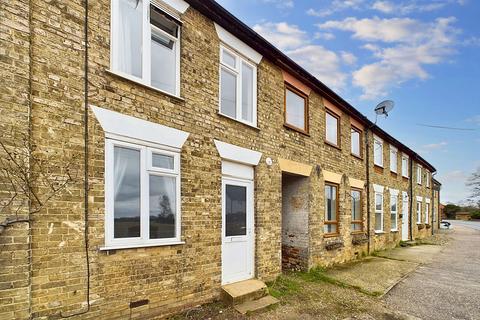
[351, 153, 363, 161]
[390, 171, 398, 176]
[402, 176, 409, 181]
[374, 231, 385, 234]
[325, 141, 341, 150]
[351, 231, 364, 235]
[323, 233, 340, 238]
[106, 69, 185, 103]
[390, 229, 399, 233]
[100, 241, 185, 251]
[217, 112, 260, 131]
[283, 123, 310, 136]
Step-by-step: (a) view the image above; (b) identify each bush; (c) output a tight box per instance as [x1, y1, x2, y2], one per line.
[471, 211, 480, 219]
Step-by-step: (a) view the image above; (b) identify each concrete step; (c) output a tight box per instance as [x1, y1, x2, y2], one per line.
[221, 279, 268, 305]
[234, 295, 280, 315]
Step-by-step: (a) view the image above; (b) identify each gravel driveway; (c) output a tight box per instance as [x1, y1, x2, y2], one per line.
[384, 226, 480, 320]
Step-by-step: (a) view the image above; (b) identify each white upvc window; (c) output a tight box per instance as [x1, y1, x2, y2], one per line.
[390, 146, 398, 173]
[105, 139, 182, 248]
[375, 192, 384, 232]
[425, 200, 430, 224]
[402, 154, 409, 178]
[351, 126, 361, 157]
[426, 172, 431, 188]
[417, 200, 422, 224]
[110, 0, 181, 96]
[219, 46, 257, 126]
[374, 136, 384, 167]
[390, 194, 398, 231]
[417, 165, 422, 185]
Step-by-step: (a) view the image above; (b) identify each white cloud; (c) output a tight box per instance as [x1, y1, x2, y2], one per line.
[463, 36, 480, 46]
[466, 115, 480, 125]
[320, 16, 459, 99]
[438, 170, 469, 203]
[372, 1, 448, 15]
[261, 0, 294, 9]
[418, 141, 448, 154]
[253, 22, 348, 91]
[341, 51, 357, 65]
[307, 0, 364, 17]
[287, 45, 348, 91]
[253, 22, 307, 50]
[314, 32, 336, 40]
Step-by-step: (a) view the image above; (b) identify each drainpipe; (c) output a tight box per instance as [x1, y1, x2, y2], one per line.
[409, 158, 414, 241]
[365, 129, 371, 254]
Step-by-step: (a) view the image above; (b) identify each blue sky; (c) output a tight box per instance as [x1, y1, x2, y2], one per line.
[217, 0, 480, 204]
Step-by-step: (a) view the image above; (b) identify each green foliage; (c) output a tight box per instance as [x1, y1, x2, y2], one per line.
[444, 204, 461, 219]
[471, 211, 480, 219]
[267, 275, 301, 298]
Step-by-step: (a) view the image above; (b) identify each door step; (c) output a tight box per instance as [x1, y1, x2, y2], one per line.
[234, 295, 279, 315]
[221, 279, 279, 314]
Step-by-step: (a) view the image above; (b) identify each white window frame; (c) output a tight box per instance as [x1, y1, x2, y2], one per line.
[390, 146, 398, 173]
[390, 194, 398, 231]
[425, 199, 430, 224]
[325, 110, 340, 146]
[426, 171, 431, 188]
[110, 0, 182, 97]
[375, 192, 384, 233]
[104, 138, 182, 249]
[219, 45, 258, 127]
[373, 135, 384, 167]
[417, 165, 422, 185]
[417, 200, 422, 224]
[351, 126, 361, 157]
[402, 154, 409, 178]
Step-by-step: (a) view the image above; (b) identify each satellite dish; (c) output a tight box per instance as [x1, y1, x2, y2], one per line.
[374, 100, 395, 117]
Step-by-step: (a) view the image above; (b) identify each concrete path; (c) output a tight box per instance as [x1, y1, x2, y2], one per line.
[447, 219, 480, 231]
[384, 226, 480, 320]
[324, 245, 443, 296]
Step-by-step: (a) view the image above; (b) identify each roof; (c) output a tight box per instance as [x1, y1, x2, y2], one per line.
[185, 0, 436, 172]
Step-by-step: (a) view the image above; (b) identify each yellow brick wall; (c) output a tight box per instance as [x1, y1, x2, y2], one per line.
[0, 1, 438, 319]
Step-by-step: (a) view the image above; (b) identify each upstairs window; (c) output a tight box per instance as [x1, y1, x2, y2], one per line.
[326, 110, 340, 147]
[402, 154, 409, 178]
[390, 146, 398, 173]
[284, 85, 308, 133]
[351, 126, 362, 158]
[374, 136, 384, 167]
[417, 165, 422, 185]
[111, 0, 181, 96]
[219, 46, 257, 126]
[426, 172, 431, 188]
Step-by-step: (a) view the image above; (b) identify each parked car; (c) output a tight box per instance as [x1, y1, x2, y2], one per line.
[440, 221, 451, 229]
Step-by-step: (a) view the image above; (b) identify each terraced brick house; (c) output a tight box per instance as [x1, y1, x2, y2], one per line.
[0, 0, 441, 318]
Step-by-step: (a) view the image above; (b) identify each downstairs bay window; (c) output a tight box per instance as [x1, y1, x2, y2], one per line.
[111, 0, 181, 96]
[105, 140, 182, 248]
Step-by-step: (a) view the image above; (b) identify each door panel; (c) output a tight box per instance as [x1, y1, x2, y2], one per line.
[222, 178, 254, 285]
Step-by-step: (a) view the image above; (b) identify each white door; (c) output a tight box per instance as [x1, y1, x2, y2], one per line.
[402, 197, 409, 240]
[221, 178, 254, 285]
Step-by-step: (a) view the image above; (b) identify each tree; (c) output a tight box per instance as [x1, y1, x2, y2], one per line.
[466, 167, 480, 208]
[443, 204, 461, 219]
[0, 135, 78, 234]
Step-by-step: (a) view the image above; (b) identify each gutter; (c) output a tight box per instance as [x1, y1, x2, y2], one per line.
[409, 158, 414, 241]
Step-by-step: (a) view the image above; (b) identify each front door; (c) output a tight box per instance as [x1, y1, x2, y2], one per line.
[402, 198, 409, 240]
[221, 178, 254, 285]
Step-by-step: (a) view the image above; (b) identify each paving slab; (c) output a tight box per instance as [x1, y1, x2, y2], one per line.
[325, 256, 418, 295]
[375, 245, 443, 264]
